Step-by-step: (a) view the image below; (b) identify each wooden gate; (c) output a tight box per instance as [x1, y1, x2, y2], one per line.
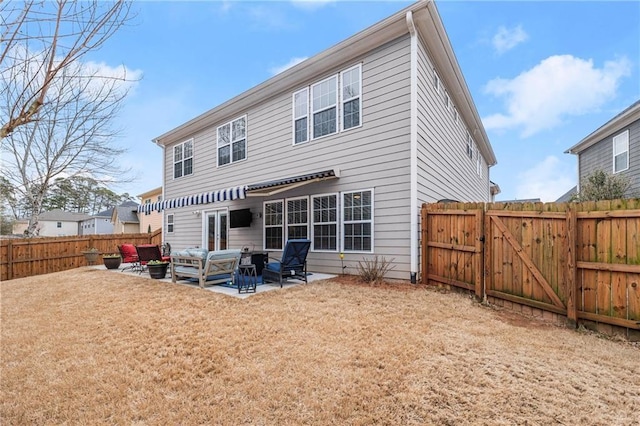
[421, 201, 640, 332]
[484, 208, 570, 316]
[421, 203, 484, 298]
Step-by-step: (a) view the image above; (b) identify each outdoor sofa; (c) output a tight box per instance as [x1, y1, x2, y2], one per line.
[170, 248, 241, 289]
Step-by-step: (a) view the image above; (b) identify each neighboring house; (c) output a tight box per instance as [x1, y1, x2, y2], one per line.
[111, 201, 140, 234]
[11, 219, 29, 236]
[138, 187, 163, 233]
[80, 208, 114, 235]
[147, 1, 497, 281]
[14, 209, 92, 237]
[555, 186, 577, 203]
[565, 100, 640, 197]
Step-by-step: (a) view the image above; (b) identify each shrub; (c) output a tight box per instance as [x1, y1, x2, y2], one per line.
[356, 256, 395, 283]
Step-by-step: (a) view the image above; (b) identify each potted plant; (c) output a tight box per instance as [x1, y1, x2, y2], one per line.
[82, 247, 100, 265]
[147, 259, 169, 279]
[102, 253, 122, 270]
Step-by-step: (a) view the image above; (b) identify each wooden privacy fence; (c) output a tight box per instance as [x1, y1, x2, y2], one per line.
[0, 230, 162, 281]
[421, 200, 640, 332]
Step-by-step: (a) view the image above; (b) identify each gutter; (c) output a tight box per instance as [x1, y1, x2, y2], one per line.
[407, 9, 419, 284]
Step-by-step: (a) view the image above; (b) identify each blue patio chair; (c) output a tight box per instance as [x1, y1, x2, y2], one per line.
[262, 239, 311, 287]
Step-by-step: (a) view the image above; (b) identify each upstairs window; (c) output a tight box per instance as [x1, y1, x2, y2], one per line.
[312, 76, 338, 139]
[293, 89, 309, 144]
[613, 130, 629, 173]
[56, 222, 62, 228]
[217, 116, 247, 166]
[173, 139, 193, 179]
[167, 214, 174, 233]
[433, 69, 440, 93]
[341, 64, 361, 130]
[466, 133, 474, 159]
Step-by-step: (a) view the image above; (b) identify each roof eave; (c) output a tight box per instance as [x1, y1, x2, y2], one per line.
[565, 102, 640, 155]
[153, 1, 426, 146]
[417, 2, 497, 166]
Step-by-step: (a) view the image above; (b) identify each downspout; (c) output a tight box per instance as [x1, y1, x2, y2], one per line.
[154, 138, 167, 242]
[406, 10, 418, 284]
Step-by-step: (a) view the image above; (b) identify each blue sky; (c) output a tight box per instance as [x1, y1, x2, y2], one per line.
[94, 0, 640, 202]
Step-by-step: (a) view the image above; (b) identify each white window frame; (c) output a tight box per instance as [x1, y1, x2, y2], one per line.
[217, 115, 247, 167]
[433, 69, 440, 93]
[311, 193, 339, 252]
[286, 196, 309, 241]
[445, 91, 451, 110]
[263, 200, 284, 251]
[453, 107, 458, 124]
[476, 151, 482, 176]
[613, 130, 629, 173]
[173, 139, 194, 179]
[340, 64, 362, 132]
[292, 88, 309, 145]
[466, 133, 474, 159]
[341, 189, 374, 253]
[311, 75, 339, 140]
[167, 214, 174, 234]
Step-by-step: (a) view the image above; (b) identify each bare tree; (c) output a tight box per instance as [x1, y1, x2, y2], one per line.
[1, 2, 139, 236]
[0, 0, 131, 138]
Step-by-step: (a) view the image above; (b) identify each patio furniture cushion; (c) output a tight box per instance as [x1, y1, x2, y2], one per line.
[119, 244, 138, 263]
[171, 249, 242, 289]
[262, 239, 311, 288]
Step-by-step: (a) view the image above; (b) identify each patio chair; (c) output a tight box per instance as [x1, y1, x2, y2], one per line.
[262, 239, 311, 288]
[118, 243, 140, 272]
[135, 244, 170, 273]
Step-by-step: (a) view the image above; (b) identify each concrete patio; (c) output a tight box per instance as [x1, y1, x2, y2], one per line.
[93, 263, 335, 299]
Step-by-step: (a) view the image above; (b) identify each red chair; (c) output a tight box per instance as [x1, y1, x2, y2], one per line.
[118, 244, 140, 272]
[135, 244, 170, 273]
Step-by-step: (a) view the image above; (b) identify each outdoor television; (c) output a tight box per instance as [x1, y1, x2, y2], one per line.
[229, 208, 252, 228]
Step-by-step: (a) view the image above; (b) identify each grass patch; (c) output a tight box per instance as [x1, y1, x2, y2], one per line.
[1, 268, 639, 424]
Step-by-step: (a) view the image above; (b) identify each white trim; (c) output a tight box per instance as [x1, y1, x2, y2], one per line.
[292, 88, 309, 145]
[201, 208, 229, 251]
[217, 115, 247, 167]
[612, 130, 629, 173]
[166, 214, 174, 234]
[311, 74, 339, 140]
[340, 63, 363, 132]
[263, 199, 284, 251]
[407, 10, 418, 280]
[340, 188, 374, 254]
[310, 192, 339, 253]
[172, 138, 194, 180]
[285, 196, 310, 241]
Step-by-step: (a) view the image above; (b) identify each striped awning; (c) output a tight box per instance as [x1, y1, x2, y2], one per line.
[246, 168, 339, 197]
[138, 185, 246, 215]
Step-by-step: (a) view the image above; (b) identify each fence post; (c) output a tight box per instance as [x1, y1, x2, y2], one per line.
[474, 206, 484, 300]
[566, 204, 578, 327]
[421, 205, 428, 284]
[7, 240, 13, 280]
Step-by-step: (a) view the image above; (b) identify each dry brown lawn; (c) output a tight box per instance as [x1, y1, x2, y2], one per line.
[1, 268, 639, 425]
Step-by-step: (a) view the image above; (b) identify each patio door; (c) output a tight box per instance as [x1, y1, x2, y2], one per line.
[204, 210, 228, 252]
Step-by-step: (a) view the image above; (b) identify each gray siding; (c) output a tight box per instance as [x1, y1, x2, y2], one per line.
[415, 35, 490, 204]
[578, 118, 640, 196]
[163, 35, 414, 279]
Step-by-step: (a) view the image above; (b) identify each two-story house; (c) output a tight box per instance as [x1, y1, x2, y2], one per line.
[138, 187, 163, 233]
[147, 1, 497, 281]
[565, 100, 639, 197]
[80, 208, 114, 235]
